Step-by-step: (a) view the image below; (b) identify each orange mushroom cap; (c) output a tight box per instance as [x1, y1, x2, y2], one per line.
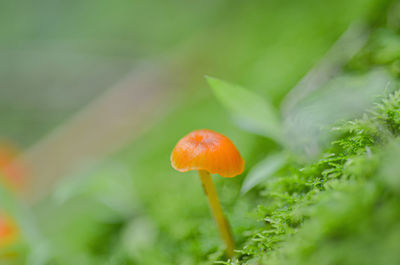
[171, 129, 245, 178]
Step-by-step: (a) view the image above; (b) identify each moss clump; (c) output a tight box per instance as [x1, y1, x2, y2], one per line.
[219, 87, 400, 265]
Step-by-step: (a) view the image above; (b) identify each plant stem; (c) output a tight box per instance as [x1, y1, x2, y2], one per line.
[198, 170, 234, 258]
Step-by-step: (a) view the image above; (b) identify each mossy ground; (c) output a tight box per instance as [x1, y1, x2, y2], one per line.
[226, 90, 400, 264]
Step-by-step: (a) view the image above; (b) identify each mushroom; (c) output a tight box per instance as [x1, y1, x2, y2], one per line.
[171, 129, 244, 258]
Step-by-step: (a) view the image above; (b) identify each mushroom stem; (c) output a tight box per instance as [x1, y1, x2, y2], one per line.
[198, 170, 235, 258]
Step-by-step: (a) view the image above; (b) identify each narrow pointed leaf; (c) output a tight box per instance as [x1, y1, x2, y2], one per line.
[206, 76, 284, 144]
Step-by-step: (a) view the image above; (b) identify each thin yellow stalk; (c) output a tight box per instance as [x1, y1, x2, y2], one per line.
[198, 170, 234, 258]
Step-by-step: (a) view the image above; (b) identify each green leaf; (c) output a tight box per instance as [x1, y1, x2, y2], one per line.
[206, 76, 284, 144]
[240, 152, 287, 194]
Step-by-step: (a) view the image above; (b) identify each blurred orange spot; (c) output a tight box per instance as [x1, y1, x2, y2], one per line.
[0, 214, 18, 248]
[0, 142, 25, 191]
[171, 129, 245, 178]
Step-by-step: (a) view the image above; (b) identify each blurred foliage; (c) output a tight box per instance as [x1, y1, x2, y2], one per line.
[0, 0, 379, 146]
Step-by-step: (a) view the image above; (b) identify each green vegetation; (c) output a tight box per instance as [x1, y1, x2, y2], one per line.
[226, 90, 400, 264]
[214, 16, 400, 264]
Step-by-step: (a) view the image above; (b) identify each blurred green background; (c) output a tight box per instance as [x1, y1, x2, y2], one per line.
[0, 0, 396, 264]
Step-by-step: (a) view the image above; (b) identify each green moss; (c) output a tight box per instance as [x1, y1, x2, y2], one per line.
[220, 88, 400, 265]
